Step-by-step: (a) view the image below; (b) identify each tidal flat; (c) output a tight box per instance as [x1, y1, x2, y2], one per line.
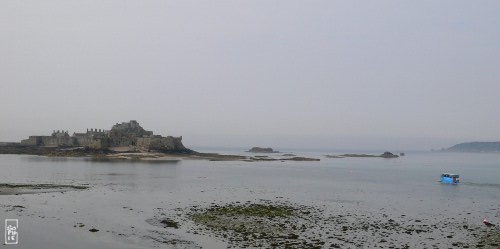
[147, 201, 499, 248]
[0, 151, 499, 248]
[0, 183, 88, 195]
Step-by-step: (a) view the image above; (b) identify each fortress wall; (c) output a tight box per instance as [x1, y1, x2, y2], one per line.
[18, 121, 188, 152]
[74, 134, 92, 146]
[21, 136, 42, 146]
[40, 136, 73, 147]
[74, 134, 110, 149]
[21, 135, 72, 147]
[40, 136, 58, 147]
[85, 138, 109, 150]
[137, 136, 186, 151]
[110, 136, 138, 147]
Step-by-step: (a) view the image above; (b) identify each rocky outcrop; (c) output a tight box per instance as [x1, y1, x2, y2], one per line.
[380, 151, 399, 158]
[247, 147, 279, 153]
[326, 152, 399, 158]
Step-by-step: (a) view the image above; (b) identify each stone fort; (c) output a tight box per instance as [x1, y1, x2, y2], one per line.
[21, 120, 188, 152]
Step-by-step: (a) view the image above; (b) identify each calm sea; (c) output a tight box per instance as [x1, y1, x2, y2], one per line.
[0, 150, 499, 248]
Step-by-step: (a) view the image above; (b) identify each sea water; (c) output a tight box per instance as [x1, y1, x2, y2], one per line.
[0, 150, 499, 248]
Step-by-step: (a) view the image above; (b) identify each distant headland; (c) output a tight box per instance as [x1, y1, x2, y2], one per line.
[442, 142, 500, 153]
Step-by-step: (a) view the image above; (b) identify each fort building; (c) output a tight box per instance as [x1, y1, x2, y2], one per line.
[20, 120, 188, 152]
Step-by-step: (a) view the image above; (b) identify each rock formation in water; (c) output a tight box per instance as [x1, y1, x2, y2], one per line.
[380, 151, 399, 158]
[246, 147, 279, 153]
[326, 152, 399, 158]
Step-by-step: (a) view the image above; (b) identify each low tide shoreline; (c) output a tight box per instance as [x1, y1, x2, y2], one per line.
[0, 145, 321, 162]
[1, 152, 499, 248]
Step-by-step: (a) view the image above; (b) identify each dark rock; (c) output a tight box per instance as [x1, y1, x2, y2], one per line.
[247, 147, 278, 153]
[160, 219, 179, 229]
[282, 157, 320, 162]
[380, 152, 399, 158]
[325, 155, 345, 158]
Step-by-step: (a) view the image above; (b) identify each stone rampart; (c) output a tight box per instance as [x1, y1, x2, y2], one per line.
[19, 121, 189, 152]
[137, 136, 186, 151]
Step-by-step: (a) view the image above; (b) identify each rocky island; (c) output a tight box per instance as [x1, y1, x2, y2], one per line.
[0, 120, 191, 159]
[246, 147, 279, 153]
[18, 120, 189, 152]
[0, 121, 320, 162]
[326, 151, 399, 159]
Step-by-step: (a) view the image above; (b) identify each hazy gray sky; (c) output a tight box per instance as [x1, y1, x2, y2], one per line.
[1, 1, 499, 151]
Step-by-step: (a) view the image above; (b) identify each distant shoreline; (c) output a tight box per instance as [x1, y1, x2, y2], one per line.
[441, 141, 500, 153]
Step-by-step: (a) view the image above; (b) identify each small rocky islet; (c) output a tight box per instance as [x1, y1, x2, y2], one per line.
[326, 151, 399, 159]
[246, 147, 280, 153]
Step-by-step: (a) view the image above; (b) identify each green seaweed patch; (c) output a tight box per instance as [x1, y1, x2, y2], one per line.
[476, 230, 500, 248]
[187, 202, 326, 248]
[196, 203, 295, 218]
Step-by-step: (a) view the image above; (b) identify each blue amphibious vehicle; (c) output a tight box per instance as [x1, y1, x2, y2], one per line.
[440, 173, 459, 184]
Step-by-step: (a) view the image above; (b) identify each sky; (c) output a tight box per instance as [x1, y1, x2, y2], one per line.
[1, 0, 499, 151]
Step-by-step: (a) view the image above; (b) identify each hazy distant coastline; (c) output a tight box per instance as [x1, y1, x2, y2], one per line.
[442, 142, 500, 153]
